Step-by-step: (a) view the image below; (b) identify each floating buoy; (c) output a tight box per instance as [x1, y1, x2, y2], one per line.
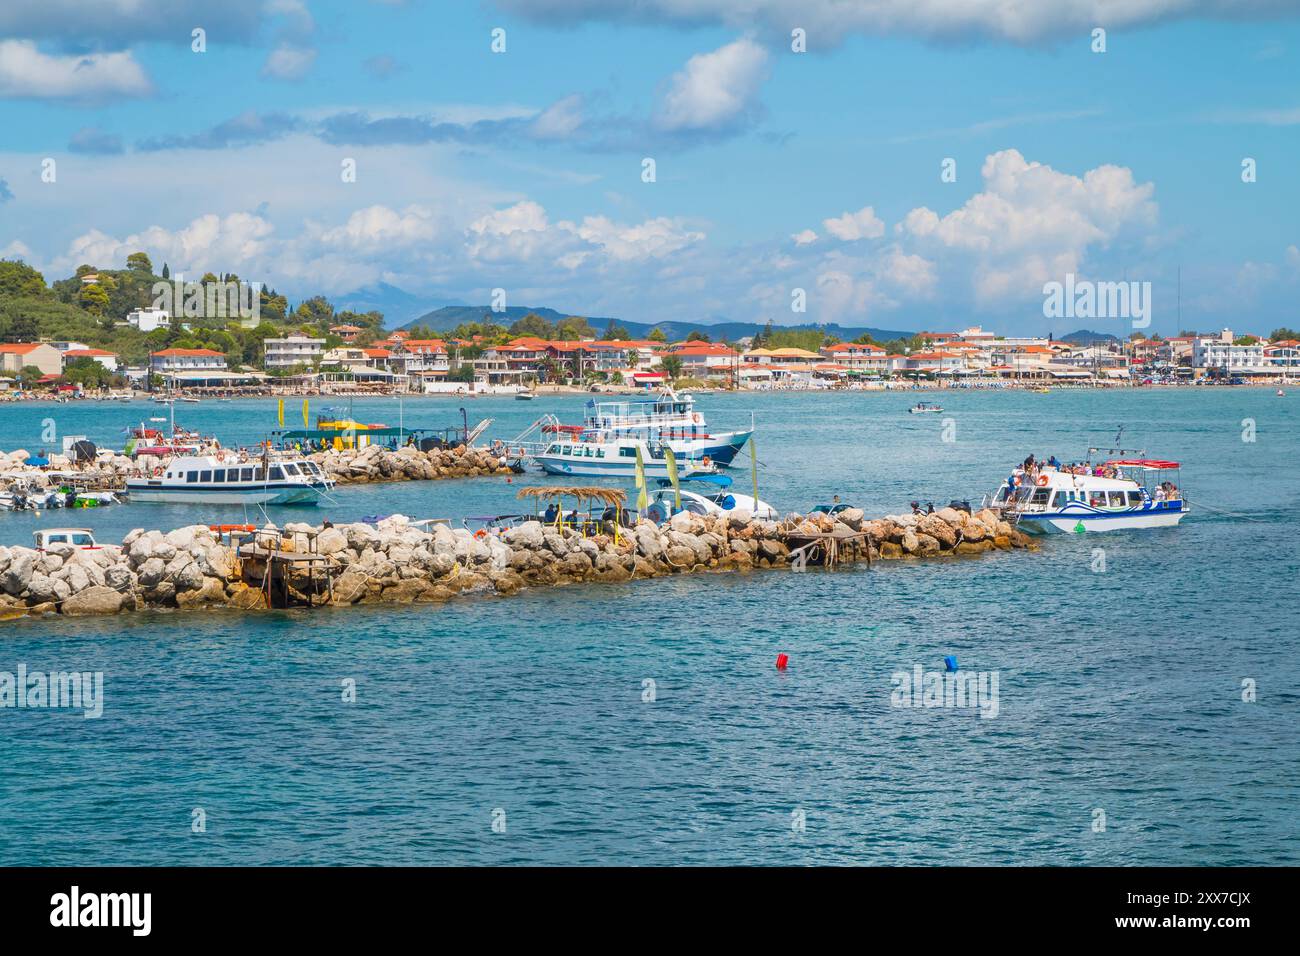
[775, 653, 789, 670]
[1073, 520, 1086, 534]
[944, 655, 959, 673]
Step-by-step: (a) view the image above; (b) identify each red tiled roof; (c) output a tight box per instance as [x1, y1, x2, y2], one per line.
[64, 348, 118, 357]
[0, 343, 47, 354]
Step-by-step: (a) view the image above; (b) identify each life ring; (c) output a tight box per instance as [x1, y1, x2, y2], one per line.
[1035, 474, 1049, 487]
[152, 466, 163, 477]
[692, 413, 702, 424]
[209, 523, 256, 534]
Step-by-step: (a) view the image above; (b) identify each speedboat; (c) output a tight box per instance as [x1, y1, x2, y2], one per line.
[515, 391, 536, 401]
[989, 458, 1189, 534]
[909, 401, 943, 414]
[639, 474, 777, 523]
[125, 454, 334, 505]
[534, 436, 718, 479]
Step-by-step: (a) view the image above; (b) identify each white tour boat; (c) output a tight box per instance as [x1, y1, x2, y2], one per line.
[990, 458, 1189, 534]
[125, 454, 334, 505]
[535, 436, 718, 479]
[909, 401, 944, 414]
[639, 474, 777, 523]
[574, 389, 753, 465]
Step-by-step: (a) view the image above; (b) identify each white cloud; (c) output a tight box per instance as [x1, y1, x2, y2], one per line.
[898, 148, 1157, 302]
[654, 37, 769, 132]
[823, 206, 885, 242]
[314, 205, 441, 251]
[261, 44, 317, 81]
[571, 215, 704, 261]
[495, 0, 1294, 45]
[0, 40, 151, 100]
[529, 94, 585, 140]
[791, 229, 818, 246]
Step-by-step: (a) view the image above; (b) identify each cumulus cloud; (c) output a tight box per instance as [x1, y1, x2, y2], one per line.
[529, 94, 585, 140]
[0, 2, 267, 49]
[823, 206, 886, 242]
[0, 40, 151, 100]
[654, 37, 769, 133]
[791, 229, 818, 246]
[57, 213, 276, 279]
[898, 148, 1157, 302]
[314, 205, 441, 251]
[261, 45, 317, 81]
[493, 0, 1297, 46]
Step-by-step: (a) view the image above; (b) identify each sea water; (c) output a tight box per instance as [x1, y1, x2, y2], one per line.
[1, 389, 1295, 864]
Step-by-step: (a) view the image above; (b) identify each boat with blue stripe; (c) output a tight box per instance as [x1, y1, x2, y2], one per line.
[989, 455, 1189, 534]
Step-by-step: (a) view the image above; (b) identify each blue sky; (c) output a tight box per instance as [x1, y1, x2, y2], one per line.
[1, 0, 1298, 335]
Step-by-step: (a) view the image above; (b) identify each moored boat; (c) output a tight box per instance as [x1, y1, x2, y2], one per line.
[577, 389, 753, 465]
[909, 401, 944, 414]
[125, 454, 334, 505]
[534, 435, 718, 479]
[639, 474, 777, 523]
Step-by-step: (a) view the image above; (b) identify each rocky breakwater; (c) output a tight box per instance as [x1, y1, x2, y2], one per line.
[0, 506, 1033, 618]
[308, 443, 509, 485]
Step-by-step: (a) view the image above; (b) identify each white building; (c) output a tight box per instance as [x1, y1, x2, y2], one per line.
[264, 334, 326, 369]
[63, 348, 120, 372]
[1193, 330, 1273, 375]
[127, 308, 172, 333]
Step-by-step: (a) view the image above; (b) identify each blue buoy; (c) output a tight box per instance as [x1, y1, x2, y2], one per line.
[944, 655, 959, 672]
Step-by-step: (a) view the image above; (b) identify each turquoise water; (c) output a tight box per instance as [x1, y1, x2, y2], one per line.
[1, 390, 1297, 865]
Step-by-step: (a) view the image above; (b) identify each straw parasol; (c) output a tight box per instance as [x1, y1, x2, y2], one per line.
[516, 486, 627, 506]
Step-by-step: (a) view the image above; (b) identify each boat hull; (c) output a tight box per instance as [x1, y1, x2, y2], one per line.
[536, 457, 711, 479]
[664, 430, 752, 466]
[124, 483, 326, 505]
[1017, 504, 1188, 534]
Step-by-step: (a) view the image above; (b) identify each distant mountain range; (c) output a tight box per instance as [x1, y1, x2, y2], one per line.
[333, 283, 466, 328]
[1058, 329, 1122, 345]
[399, 304, 917, 343]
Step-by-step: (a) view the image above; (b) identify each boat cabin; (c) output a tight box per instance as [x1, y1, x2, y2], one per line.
[34, 528, 98, 550]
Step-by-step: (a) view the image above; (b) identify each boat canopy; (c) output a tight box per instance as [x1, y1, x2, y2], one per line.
[1105, 459, 1181, 470]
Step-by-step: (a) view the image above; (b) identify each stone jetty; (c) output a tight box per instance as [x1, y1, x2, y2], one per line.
[0, 506, 1033, 618]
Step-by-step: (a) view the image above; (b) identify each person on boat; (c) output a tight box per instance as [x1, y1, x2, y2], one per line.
[543, 502, 559, 524]
[1048, 455, 1060, 469]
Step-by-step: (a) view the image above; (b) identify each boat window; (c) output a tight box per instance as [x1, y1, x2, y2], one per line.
[1127, 491, 1143, 505]
[1031, 489, 1050, 505]
[1108, 492, 1126, 507]
[242, 468, 255, 481]
[596, 449, 605, 458]
[200, 470, 212, 483]
[994, 487, 1009, 503]
[269, 465, 284, 480]
[186, 471, 198, 483]
[70, 534, 93, 546]
[213, 469, 225, 482]
[283, 463, 300, 476]
[1049, 491, 1067, 507]
[620, 448, 636, 458]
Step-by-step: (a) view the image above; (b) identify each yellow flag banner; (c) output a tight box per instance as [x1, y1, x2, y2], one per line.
[277, 398, 284, 427]
[664, 447, 681, 511]
[634, 445, 649, 512]
[302, 398, 309, 429]
[750, 434, 759, 508]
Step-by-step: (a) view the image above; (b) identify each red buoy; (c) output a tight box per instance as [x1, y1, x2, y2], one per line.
[775, 653, 789, 670]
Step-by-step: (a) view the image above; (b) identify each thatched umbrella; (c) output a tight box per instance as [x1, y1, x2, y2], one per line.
[516, 486, 629, 540]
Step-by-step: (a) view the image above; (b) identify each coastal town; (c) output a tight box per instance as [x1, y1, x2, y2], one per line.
[4, 311, 1299, 399]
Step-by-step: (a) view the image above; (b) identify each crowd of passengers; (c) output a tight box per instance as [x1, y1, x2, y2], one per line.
[1005, 454, 1180, 504]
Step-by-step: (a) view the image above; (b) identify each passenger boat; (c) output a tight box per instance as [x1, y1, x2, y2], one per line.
[534, 436, 718, 479]
[909, 401, 943, 414]
[575, 389, 753, 465]
[989, 458, 1189, 533]
[33, 528, 99, 551]
[639, 474, 776, 522]
[125, 454, 334, 505]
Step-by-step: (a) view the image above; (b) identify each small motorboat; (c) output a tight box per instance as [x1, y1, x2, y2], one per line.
[909, 401, 944, 414]
[515, 391, 536, 401]
[639, 474, 777, 523]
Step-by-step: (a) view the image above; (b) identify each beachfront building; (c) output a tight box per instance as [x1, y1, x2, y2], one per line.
[63, 348, 120, 372]
[126, 307, 171, 333]
[662, 342, 740, 380]
[389, 339, 451, 390]
[150, 348, 228, 376]
[0, 342, 63, 377]
[264, 334, 326, 369]
[1266, 341, 1300, 375]
[1192, 330, 1276, 377]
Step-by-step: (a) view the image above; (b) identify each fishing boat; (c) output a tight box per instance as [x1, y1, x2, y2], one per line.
[573, 389, 753, 465]
[125, 454, 334, 505]
[990, 458, 1189, 534]
[909, 401, 944, 414]
[534, 436, 718, 479]
[639, 474, 776, 523]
